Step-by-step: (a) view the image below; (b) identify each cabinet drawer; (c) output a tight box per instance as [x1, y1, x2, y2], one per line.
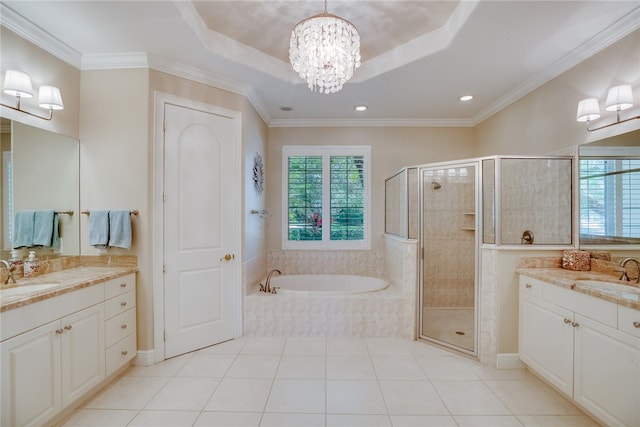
[106, 333, 137, 376]
[543, 282, 617, 327]
[618, 305, 640, 338]
[104, 274, 136, 300]
[105, 290, 136, 320]
[105, 309, 136, 347]
[519, 275, 543, 299]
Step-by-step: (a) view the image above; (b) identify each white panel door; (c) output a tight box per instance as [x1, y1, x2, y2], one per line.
[163, 103, 237, 358]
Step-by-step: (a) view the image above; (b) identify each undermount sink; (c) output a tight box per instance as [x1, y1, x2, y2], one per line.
[0, 283, 60, 298]
[576, 280, 640, 294]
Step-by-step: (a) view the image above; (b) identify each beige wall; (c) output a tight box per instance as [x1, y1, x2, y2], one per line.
[266, 126, 475, 253]
[0, 27, 80, 138]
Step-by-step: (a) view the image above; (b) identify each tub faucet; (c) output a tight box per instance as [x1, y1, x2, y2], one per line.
[260, 269, 282, 294]
[1, 260, 16, 284]
[619, 258, 640, 283]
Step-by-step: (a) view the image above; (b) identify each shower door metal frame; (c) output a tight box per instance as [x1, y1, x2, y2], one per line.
[417, 160, 481, 357]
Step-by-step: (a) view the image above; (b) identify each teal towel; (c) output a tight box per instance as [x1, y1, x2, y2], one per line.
[89, 210, 109, 248]
[33, 210, 55, 246]
[12, 210, 35, 248]
[51, 214, 60, 249]
[108, 210, 132, 249]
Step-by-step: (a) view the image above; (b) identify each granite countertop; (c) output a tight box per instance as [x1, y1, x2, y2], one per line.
[0, 256, 137, 313]
[517, 267, 640, 311]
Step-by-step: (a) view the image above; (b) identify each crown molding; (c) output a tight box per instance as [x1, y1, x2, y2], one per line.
[0, 4, 81, 68]
[269, 118, 475, 128]
[470, 5, 640, 126]
[81, 52, 149, 70]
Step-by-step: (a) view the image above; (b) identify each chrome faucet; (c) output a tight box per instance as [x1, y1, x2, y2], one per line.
[260, 269, 282, 294]
[619, 258, 640, 283]
[1, 260, 16, 284]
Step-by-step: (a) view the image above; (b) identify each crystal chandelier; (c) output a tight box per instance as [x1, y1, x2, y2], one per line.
[289, 0, 361, 94]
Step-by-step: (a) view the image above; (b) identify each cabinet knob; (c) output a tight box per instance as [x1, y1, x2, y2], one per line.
[571, 322, 580, 328]
[121, 324, 128, 330]
[64, 325, 72, 331]
[55, 328, 64, 334]
[563, 318, 572, 324]
[633, 321, 640, 328]
[121, 350, 128, 356]
[525, 284, 532, 289]
[120, 301, 127, 307]
[120, 282, 128, 288]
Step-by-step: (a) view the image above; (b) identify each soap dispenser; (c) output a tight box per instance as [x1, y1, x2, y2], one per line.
[9, 250, 22, 268]
[23, 251, 39, 277]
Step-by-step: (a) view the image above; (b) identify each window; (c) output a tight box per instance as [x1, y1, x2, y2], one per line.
[283, 146, 370, 249]
[580, 158, 640, 243]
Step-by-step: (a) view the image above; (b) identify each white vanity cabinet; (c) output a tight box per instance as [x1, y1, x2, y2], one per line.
[519, 275, 640, 427]
[0, 272, 137, 427]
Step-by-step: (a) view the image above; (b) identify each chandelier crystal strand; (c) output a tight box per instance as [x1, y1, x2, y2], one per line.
[289, 1, 361, 94]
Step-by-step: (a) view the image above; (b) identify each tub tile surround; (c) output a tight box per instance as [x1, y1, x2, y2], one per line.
[0, 255, 137, 312]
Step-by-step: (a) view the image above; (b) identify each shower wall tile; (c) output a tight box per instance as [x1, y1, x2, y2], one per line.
[479, 248, 498, 366]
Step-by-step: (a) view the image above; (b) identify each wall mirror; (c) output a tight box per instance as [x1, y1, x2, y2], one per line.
[579, 129, 640, 247]
[1, 117, 80, 259]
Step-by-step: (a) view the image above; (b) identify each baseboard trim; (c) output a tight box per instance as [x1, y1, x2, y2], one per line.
[133, 349, 155, 366]
[497, 353, 526, 369]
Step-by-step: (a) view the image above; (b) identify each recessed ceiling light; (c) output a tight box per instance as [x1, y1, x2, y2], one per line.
[459, 95, 474, 102]
[280, 106, 293, 111]
[354, 105, 368, 112]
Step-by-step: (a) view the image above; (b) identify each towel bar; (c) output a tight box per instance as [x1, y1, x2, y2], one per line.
[55, 210, 74, 215]
[82, 210, 139, 216]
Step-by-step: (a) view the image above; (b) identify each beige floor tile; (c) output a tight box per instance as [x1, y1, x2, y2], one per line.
[260, 412, 325, 427]
[283, 336, 326, 355]
[194, 411, 261, 426]
[327, 380, 387, 414]
[326, 414, 392, 426]
[240, 336, 287, 354]
[197, 338, 246, 354]
[128, 410, 200, 426]
[60, 409, 138, 426]
[225, 354, 280, 378]
[454, 415, 524, 426]
[204, 378, 272, 412]
[175, 353, 236, 377]
[417, 355, 479, 381]
[389, 415, 458, 427]
[265, 379, 326, 413]
[84, 377, 169, 410]
[379, 380, 450, 415]
[484, 380, 583, 415]
[276, 355, 325, 379]
[432, 380, 511, 415]
[144, 377, 219, 411]
[465, 362, 532, 381]
[327, 355, 377, 380]
[128, 353, 192, 377]
[516, 414, 602, 426]
[366, 338, 412, 356]
[371, 355, 427, 380]
[327, 337, 369, 355]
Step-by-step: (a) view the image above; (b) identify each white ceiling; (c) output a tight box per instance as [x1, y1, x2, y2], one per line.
[2, 0, 640, 127]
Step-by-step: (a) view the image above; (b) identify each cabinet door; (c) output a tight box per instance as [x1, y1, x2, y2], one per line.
[519, 294, 574, 396]
[1, 321, 62, 427]
[574, 314, 640, 427]
[61, 304, 105, 406]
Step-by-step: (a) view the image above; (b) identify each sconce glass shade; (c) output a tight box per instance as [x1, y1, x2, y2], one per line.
[38, 85, 64, 110]
[604, 84, 634, 112]
[576, 98, 601, 122]
[3, 70, 34, 98]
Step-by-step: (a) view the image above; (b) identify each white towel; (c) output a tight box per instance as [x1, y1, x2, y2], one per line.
[88, 210, 109, 248]
[108, 210, 132, 249]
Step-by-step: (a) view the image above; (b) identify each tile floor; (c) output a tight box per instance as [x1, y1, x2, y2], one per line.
[60, 337, 599, 427]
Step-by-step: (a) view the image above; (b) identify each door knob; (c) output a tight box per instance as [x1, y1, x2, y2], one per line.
[220, 254, 234, 261]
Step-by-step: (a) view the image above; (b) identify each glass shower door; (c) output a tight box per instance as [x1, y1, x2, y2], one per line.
[419, 163, 478, 354]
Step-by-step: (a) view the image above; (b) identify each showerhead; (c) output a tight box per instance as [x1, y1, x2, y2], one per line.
[432, 181, 442, 190]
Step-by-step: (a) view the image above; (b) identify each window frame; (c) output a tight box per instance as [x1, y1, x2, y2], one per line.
[282, 145, 371, 250]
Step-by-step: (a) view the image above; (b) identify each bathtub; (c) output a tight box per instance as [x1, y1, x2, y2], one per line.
[244, 273, 411, 337]
[269, 274, 389, 294]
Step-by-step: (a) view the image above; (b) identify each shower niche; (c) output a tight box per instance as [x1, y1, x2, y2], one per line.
[385, 156, 573, 356]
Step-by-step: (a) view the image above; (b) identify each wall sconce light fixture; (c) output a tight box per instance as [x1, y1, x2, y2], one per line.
[1, 69, 64, 120]
[576, 84, 639, 132]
